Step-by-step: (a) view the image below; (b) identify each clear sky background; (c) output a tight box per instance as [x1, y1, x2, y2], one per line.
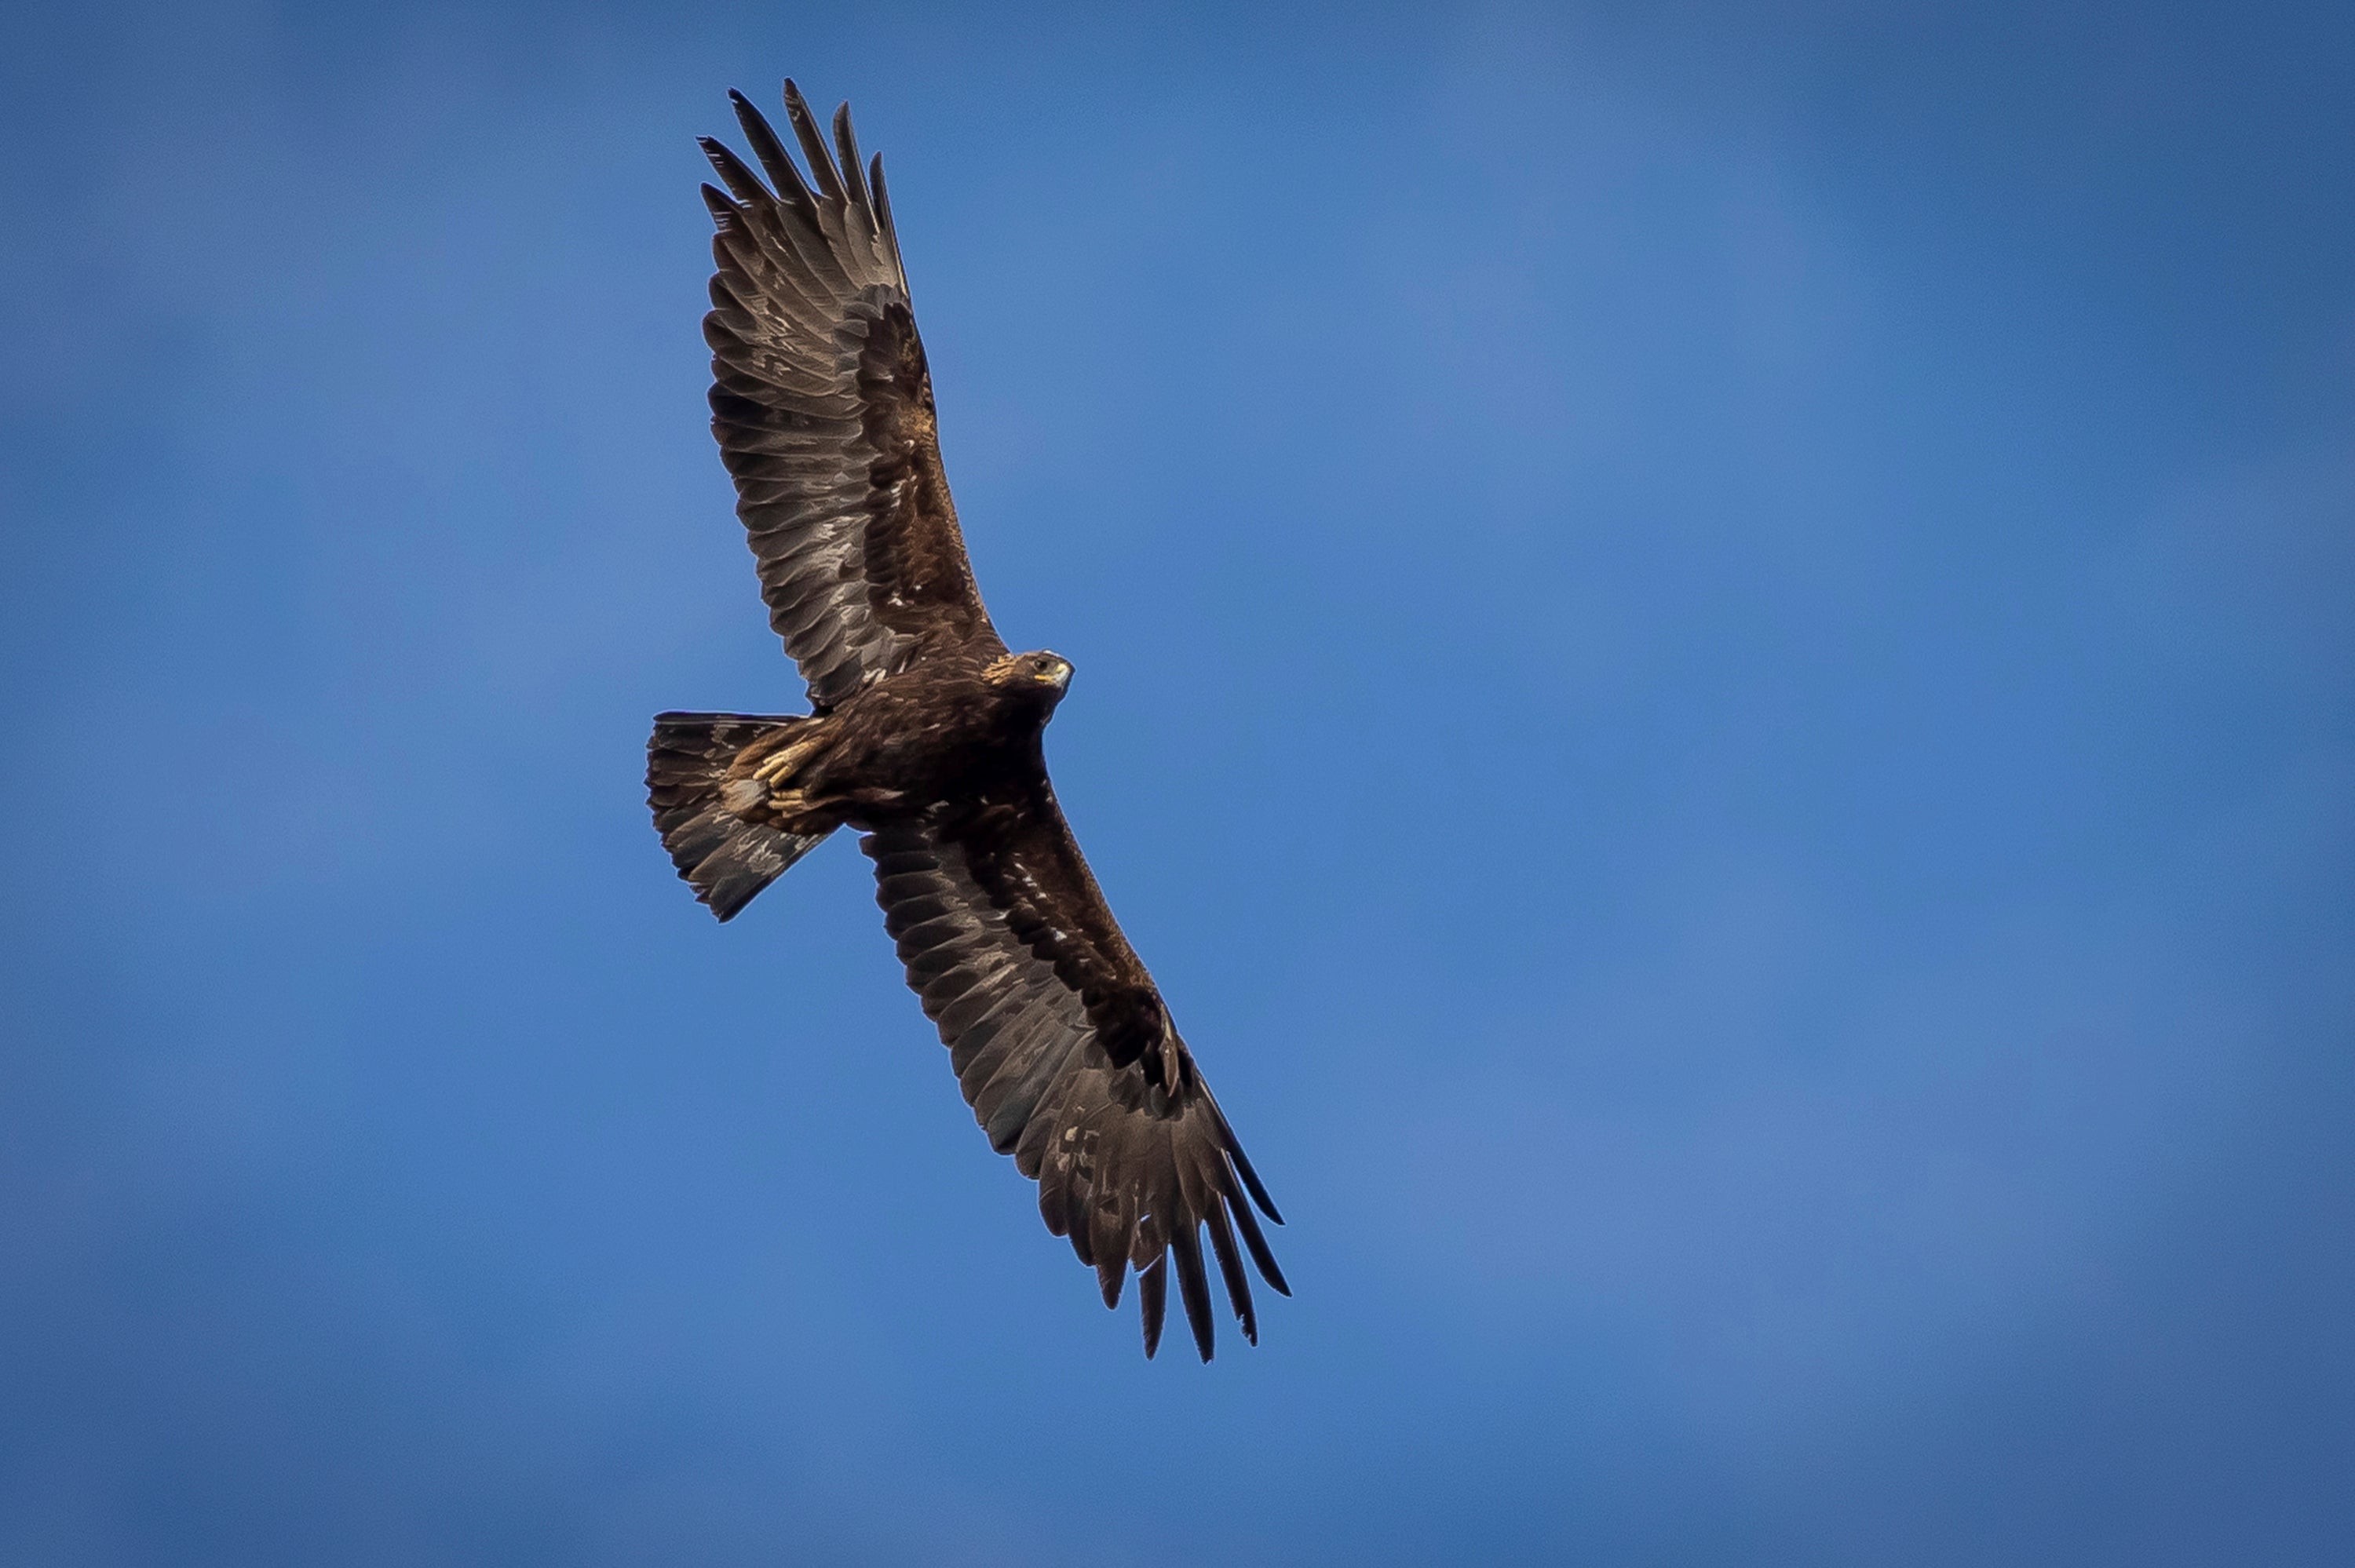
[3, 2, 2350, 1563]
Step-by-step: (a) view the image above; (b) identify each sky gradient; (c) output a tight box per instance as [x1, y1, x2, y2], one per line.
[4, 2, 2351, 1563]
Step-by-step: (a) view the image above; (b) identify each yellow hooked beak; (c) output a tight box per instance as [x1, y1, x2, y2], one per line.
[1037, 658, 1073, 689]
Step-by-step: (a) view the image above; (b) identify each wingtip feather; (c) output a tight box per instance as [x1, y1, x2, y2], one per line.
[833, 100, 872, 210]
[1206, 1202, 1258, 1344]
[1171, 1226, 1216, 1362]
[1229, 1195, 1291, 1296]
[699, 183, 745, 235]
[699, 136, 772, 204]
[1097, 1253, 1125, 1310]
[1139, 1256, 1168, 1359]
[782, 78, 846, 200]
[732, 87, 812, 207]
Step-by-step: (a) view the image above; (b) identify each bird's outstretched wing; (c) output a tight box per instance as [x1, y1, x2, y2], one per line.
[866, 794, 1289, 1359]
[699, 82, 1001, 709]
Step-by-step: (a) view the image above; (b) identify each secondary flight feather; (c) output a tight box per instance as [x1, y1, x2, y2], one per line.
[645, 79, 1287, 1360]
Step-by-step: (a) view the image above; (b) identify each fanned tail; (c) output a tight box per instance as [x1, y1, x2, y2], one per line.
[647, 712, 831, 920]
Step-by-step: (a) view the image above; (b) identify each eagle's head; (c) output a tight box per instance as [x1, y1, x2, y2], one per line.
[987, 649, 1074, 714]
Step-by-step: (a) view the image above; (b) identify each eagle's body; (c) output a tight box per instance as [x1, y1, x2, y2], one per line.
[644, 82, 1285, 1359]
[724, 651, 1068, 830]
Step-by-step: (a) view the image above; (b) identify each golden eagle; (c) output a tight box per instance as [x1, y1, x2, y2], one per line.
[646, 82, 1287, 1359]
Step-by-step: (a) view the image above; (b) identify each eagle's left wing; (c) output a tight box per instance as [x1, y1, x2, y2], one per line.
[864, 793, 1288, 1359]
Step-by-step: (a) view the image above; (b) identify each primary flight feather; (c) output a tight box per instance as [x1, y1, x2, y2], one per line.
[646, 79, 1287, 1361]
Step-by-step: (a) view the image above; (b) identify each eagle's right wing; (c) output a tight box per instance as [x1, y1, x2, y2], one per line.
[699, 83, 1002, 709]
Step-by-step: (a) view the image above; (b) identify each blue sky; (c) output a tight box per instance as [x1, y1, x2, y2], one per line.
[2, 2, 2350, 1563]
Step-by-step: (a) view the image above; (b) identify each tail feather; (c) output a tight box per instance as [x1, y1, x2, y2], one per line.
[648, 712, 831, 920]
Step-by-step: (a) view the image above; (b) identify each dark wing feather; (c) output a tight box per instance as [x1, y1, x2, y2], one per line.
[701, 82, 1000, 708]
[866, 796, 1287, 1360]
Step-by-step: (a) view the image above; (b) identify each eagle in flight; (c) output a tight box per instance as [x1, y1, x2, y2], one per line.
[646, 82, 1287, 1359]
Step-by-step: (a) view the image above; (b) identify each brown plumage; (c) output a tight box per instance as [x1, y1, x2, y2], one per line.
[645, 81, 1287, 1360]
